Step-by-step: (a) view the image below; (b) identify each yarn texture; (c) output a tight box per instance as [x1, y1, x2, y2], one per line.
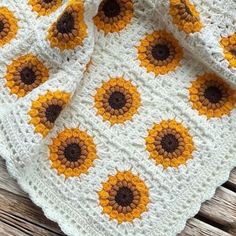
[0, 0, 236, 235]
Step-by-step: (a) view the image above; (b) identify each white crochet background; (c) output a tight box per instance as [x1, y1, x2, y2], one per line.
[0, 0, 236, 236]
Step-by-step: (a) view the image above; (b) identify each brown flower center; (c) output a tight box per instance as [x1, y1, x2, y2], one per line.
[204, 86, 223, 104]
[108, 91, 126, 109]
[103, 0, 120, 18]
[0, 21, 4, 32]
[45, 104, 62, 123]
[64, 143, 81, 162]
[230, 48, 236, 57]
[56, 12, 75, 34]
[20, 67, 36, 85]
[115, 187, 134, 207]
[161, 134, 179, 153]
[152, 44, 170, 61]
[43, 0, 53, 3]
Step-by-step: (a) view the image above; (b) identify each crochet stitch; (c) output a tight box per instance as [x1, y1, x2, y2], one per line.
[0, 0, 235, 236]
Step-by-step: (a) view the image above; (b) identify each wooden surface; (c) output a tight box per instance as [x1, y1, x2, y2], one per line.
[0, 158, 236, 236]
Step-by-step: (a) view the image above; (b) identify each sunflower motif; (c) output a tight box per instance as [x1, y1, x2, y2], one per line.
[94, 77, 141, 125]
[220, 33, 236, 68]
[137, 30, 183, 75]
[145, 119, 195, 168]
[47, 0, 87, 51]
[4, 54, 49, 98]
[98, 171, 149, 223]
[93, 0, 133, 33]
[28, 90, 70, 137]
[189, 73, 236, 118]
[0, 7, 18, 47]
[28, 0, 62, 16]
[169, 0, 203, 34]
[48, 128, 97, 178]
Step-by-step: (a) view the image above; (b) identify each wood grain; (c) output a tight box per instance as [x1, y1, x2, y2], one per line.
[180, 218, 232, 236]
[0, 158, 236, 236]
[0, 220, 30, 236]
[197, 187, 236, 234]
[0, 188, 64, 235]
[226, 168, 236, 192]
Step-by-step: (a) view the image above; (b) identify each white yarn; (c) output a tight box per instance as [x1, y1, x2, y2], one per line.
[0, 0, 235, 236]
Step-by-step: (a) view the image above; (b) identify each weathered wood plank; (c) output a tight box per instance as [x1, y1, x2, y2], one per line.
[0, 209, 61, 236]
[179, 218, 232, 236]
[0, 158, 26, 198]
[0, 188, 64, 235]
[0, 220, 30, 236]
[197, 187, 236, 234]
[227, 168, 236, 192]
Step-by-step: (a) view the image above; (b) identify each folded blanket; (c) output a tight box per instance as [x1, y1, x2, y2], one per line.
[0, 0, 235, 235]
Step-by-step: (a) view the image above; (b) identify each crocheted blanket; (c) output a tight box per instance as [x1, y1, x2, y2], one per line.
[0, 0, 235, 235]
